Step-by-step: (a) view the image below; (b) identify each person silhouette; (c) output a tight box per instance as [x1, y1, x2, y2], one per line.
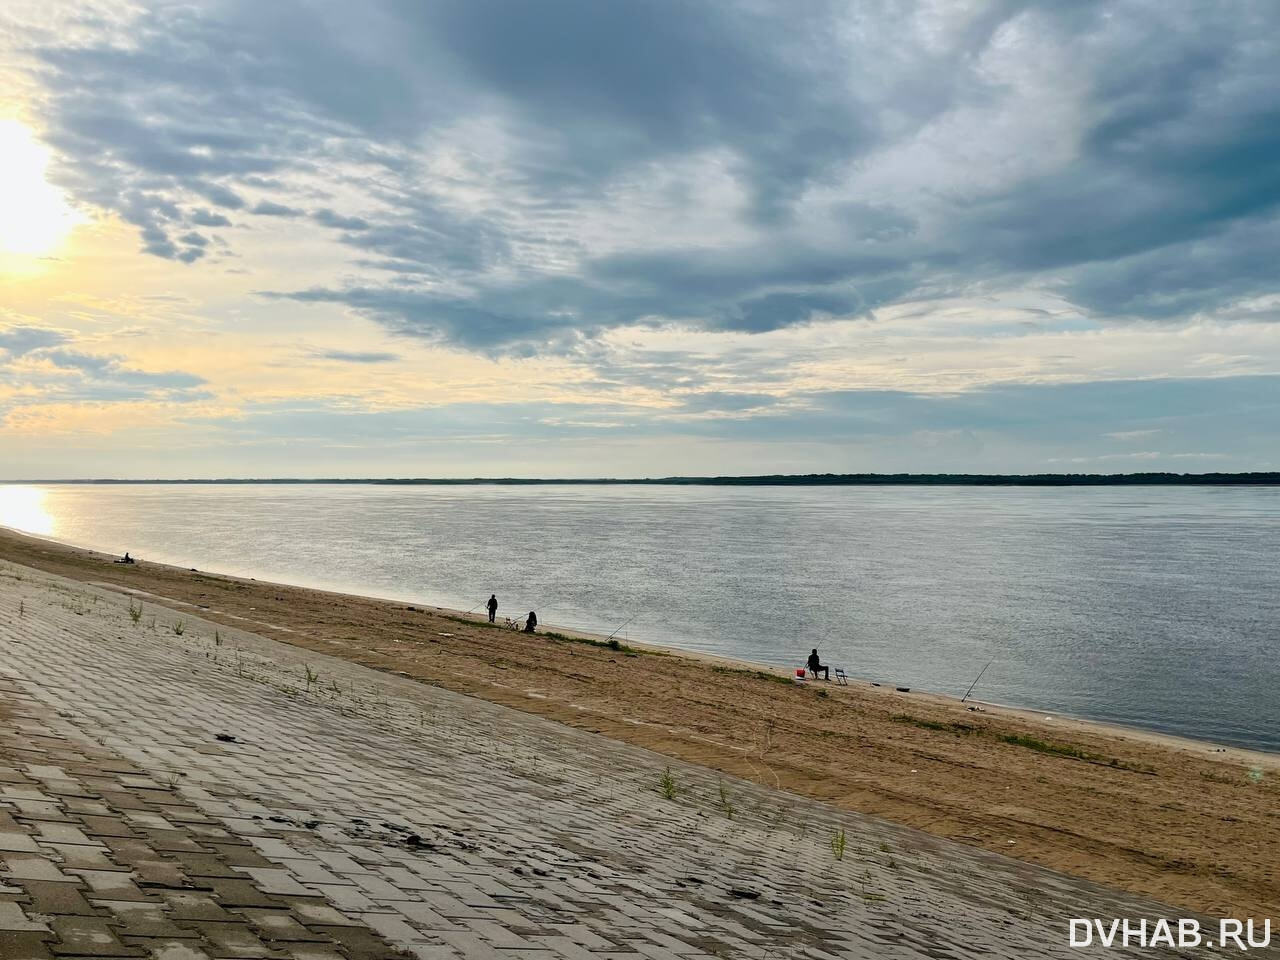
[487, 594, 498, 623]
[807, 648, 829, 681]
[524, 611, 537, 633]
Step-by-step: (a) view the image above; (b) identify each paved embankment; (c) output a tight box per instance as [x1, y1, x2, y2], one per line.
[0, 561, 1222, 958]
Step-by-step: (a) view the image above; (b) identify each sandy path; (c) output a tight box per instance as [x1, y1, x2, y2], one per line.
[1, 525, 1276, 918]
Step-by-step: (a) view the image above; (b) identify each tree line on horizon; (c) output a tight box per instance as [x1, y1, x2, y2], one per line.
[31, 472, 1280, 486]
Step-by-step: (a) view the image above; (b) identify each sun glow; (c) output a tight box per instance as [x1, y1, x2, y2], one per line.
[0, 120, 81, 256]
[0, 486, 55, 537]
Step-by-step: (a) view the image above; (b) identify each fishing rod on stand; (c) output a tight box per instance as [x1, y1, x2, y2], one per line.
[605, 612, 638, 643]
[961, 658, 995, 704]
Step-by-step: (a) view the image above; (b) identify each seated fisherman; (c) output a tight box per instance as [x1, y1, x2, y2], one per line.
[807, 648, 829, 681]
[524, 611, 538, 633]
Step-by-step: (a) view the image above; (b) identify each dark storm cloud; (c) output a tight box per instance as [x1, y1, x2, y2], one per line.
[411, 0, 873, 223]
[584, 245, 910, 331]
[945, 4, 1280, 316]
[28, 0, 1280, 347]
[1062, 217, 1280, 320]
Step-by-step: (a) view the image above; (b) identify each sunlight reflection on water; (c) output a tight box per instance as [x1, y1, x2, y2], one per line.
[0, 485, 54, 536]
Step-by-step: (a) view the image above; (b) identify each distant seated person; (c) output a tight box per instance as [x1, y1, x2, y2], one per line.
[807, 648, 829, 681]
[524, 610, 537, 633]
[114, 552, 135, 565]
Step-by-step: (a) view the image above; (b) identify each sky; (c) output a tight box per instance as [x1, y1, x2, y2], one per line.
[1, 0, 1278, 478]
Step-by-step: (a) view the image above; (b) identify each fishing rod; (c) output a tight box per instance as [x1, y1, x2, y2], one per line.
[466, 593, 510, 614]
[961, 658, 995, 703]
[605, 612, 638, 642]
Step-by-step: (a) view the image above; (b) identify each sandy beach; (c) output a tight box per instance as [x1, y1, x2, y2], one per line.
[1, 524, 1277, 920]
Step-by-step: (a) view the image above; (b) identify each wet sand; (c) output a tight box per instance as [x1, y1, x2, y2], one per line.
[1, 524, 1277, 918]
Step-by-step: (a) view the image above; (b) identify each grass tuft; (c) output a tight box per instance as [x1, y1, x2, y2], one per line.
[999, 733, 1090, 759]
[893, 714, 1154, 773]
[831, 827, 847, 860]
[658, 766, 679, 801]
[717, 781, 735, 819]
[543, 629, 642, 655]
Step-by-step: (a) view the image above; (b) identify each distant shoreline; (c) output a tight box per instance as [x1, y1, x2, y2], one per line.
[9, 472, 1280, 486]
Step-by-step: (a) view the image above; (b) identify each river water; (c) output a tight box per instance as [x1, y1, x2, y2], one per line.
[3, 482, 1278, 749]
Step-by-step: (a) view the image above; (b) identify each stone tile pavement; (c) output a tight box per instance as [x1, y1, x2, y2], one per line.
[0, 561, 1240, 958]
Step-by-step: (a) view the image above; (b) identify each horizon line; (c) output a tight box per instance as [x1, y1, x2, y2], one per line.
[6, 471, 1280, 487]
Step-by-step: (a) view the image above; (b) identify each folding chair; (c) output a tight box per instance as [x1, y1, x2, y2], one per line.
[833, 667, 848, 686]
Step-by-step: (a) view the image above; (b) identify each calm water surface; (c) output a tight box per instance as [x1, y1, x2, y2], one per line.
[3, 483, 1279, 750]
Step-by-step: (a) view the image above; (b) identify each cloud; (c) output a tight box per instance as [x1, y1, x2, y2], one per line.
[1048, 451, 1229, 464]
[0, 325, 69, 356]
[41, 349, 206, 391]
[652, 375, 1280, 472]
[0, 328, 209, 417]
[164, 373, 1279, 474]
[1104, 429, 1163, 441]
[251, 200, 304, 217]
[314, 349, 400, 364]
[312, 208, 369, 231]
[195, 183, 246, 210]
[16, 0, 1280, 356]
[670, 391, 782, 415]
[190, 208, 232, 227]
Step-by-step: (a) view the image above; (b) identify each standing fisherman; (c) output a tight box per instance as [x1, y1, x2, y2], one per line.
[487, 594, 498, 623]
